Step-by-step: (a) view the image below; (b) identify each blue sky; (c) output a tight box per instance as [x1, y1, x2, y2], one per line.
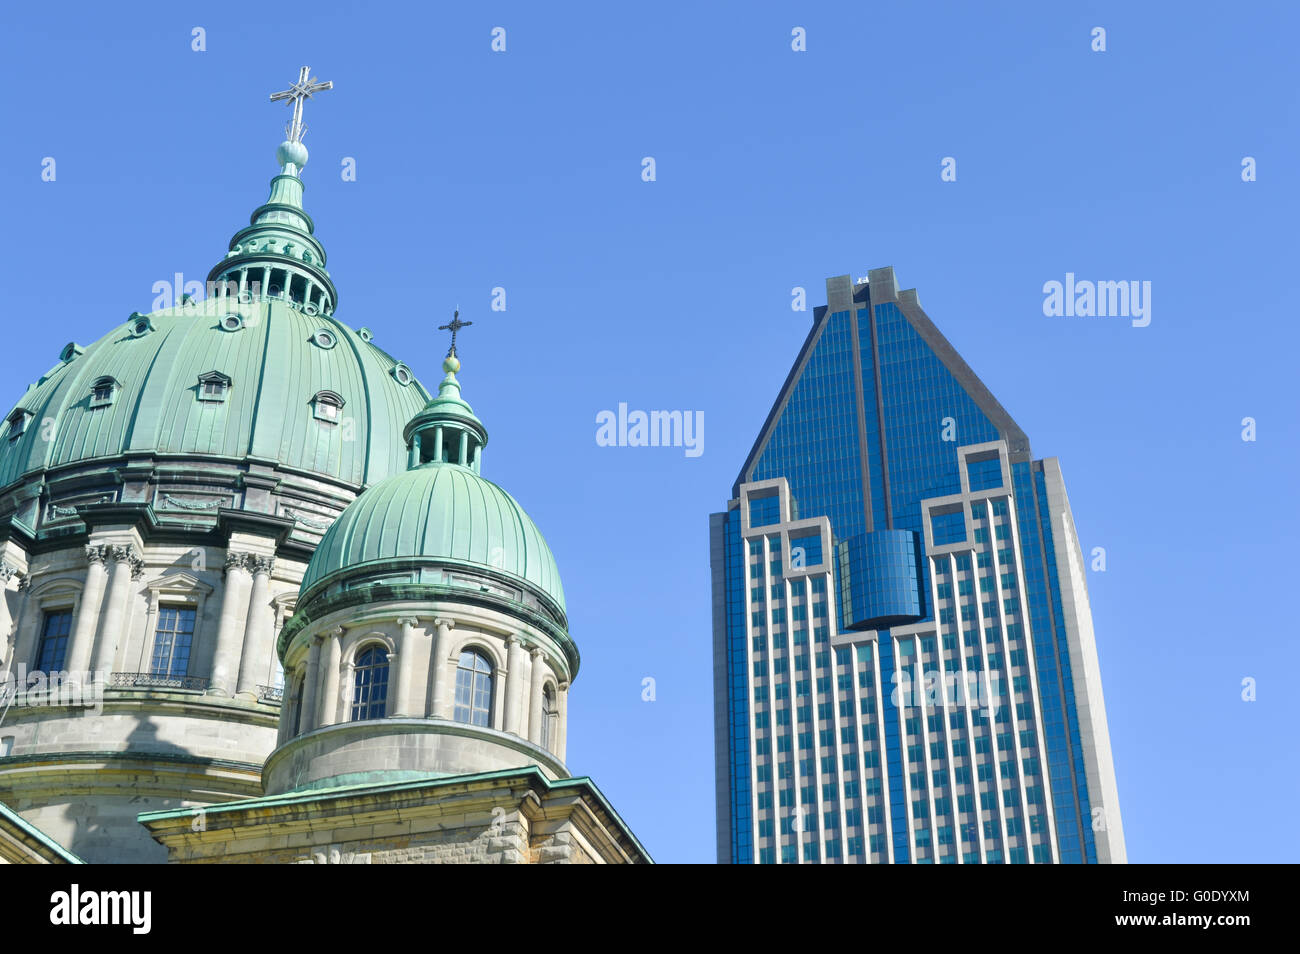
[1, 1, 1296, 862]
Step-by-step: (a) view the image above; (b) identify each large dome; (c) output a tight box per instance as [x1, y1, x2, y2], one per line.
[299, 460, 566, 613]
[0, 300, 428, 490]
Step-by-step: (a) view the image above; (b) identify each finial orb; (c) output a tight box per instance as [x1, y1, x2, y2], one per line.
[443, 355, 461, 374]
[277, 140, 309, 169]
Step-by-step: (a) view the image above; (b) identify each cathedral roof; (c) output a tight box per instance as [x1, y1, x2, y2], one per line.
[298, 355, 566, 615]
[0, 120, 429, 496]
[0, 302, 428, 492]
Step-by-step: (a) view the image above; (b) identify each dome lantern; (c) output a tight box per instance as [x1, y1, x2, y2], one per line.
[205, 67, 338, 316]
[402, 311, 488, 472]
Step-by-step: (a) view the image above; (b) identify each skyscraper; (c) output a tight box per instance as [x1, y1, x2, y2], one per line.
[710, 267, 1125, 865]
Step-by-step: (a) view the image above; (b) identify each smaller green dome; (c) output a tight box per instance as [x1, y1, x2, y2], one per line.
[299, 461, 566, 613]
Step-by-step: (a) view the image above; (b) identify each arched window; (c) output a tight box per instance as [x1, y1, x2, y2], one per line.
[454, 649, 493, 727]
[541, 685, 558, 750]
[350, 646, 389, 721]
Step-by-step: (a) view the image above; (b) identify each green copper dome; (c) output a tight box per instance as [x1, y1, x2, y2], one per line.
[298, 461, 566, 612]
[0, 128, 430, 495]
[0, 300, 428, 490]
[298, 351, 566, 615]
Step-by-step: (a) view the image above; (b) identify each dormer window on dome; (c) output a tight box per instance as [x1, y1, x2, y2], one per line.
[197, 371, 232, 403]
[7, 408, 31, 440]
[312, 389, 344, 424]
[310, 329, 337, 350]
[219, 313, 244, 332]
[128, 313, 155, 337]
[89, 377, 118, 409]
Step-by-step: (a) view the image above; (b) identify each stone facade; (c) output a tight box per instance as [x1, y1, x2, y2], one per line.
[139, 768, 649, 864]
[0, 512, 304, 861]
[271, 595, 570, 795]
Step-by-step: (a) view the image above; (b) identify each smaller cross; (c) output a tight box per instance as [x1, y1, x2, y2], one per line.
[270, 66, 333, 143]
[438, 310, 473, 357]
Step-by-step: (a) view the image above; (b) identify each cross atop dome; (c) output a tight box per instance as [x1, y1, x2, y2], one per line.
[438, 310, 473, 358]
[270, 66, 333, 144]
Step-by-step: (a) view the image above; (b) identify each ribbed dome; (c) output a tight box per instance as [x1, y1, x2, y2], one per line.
[299, 461, 566, 612]
[0, 300, 429, 490]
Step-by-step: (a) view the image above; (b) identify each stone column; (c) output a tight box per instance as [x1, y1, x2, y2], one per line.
[0, 562, 24, 670]
[90, 545, 138, 675]
[556, 681, 570, 762]
[8, 575, 36, 671]
[528, 648, 546, 745]
[317, 627, 343, 728]
[393, 616, 418, 717]
[299, 634, 322, 734]
[209, 552, 252, 696]
[66, 547, 109, 677]
[503, 636, 526, 736]
[429, 617, 455, 719]
[235, 557, 274, 698]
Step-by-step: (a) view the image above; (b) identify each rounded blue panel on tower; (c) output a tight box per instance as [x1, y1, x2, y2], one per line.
[838, 530, 925, 630]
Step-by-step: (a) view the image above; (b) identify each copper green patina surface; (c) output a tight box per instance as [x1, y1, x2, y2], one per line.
[300, 352, 566, 612]
[0, 302, 428, 489]
[298, 460, 566, 612]
[0, 135, 430, 491]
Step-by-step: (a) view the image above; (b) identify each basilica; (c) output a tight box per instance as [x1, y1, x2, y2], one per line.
[0, 69, 649, 865]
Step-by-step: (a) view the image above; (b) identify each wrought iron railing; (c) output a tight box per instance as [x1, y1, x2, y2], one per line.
[256, 684, 284, 704]
[110, 672, 209, 692]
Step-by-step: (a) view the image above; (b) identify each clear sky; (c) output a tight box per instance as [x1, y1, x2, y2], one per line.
[1, 2, 1296, 863]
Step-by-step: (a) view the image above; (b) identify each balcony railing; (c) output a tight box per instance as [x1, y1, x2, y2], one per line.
[110, 672, 209, 692]
[256, 684, 284, 704]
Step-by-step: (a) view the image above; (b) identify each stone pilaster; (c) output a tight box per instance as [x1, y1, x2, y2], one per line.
[527, 648, 545, 746]
[299, 633, 323, 734]
[393, 616, 419, 717]
[90, 544, 140, 674]
[503, 635, 526, 736]
[235, 556, 275, 698]
[210, 552, 253, 696]
[429, 617, 455, 719]
[317, 626, 343, 728]
[556, 681, 569, 762]
[0, 562, 23, 669]
[65, 545, 108, 675]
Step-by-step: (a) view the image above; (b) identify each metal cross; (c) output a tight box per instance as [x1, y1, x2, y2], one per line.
[438, 310, 473, 357]
[270, 66, 333, 143]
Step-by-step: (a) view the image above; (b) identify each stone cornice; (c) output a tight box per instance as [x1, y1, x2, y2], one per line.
[216, 508, 296, 546]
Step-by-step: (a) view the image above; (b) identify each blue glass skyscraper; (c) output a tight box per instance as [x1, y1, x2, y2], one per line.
[710, 267, 1125, 864]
